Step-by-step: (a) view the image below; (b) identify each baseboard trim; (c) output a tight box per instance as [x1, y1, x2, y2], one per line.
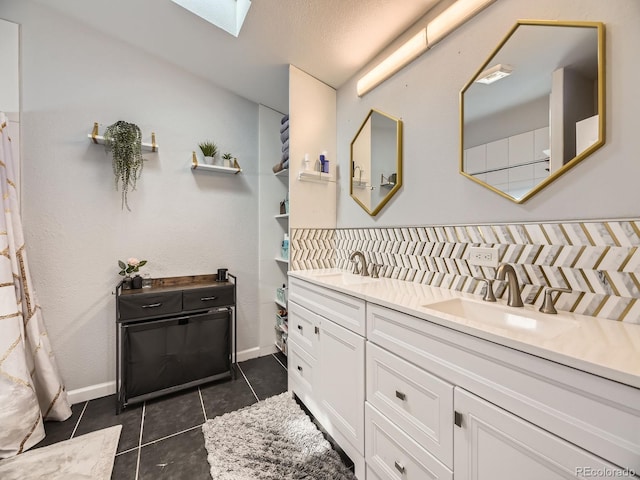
[67, 381, 116, 405]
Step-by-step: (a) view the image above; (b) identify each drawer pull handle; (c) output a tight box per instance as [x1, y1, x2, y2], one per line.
[141, 303, 162, 309]
[297, 325, 303, 331]
[200, 296, 218, 301]
[394, 461, 405, 474]
[314, 326, 319, 334]
[297, 365, 303, 372]
[395, 390, 406, 401]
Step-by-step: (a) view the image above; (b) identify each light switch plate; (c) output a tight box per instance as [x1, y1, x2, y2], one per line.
[468, 246, 499, 268]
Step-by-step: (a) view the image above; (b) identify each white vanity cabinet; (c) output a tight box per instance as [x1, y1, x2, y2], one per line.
[287, 277, 366, 477]
[366, 302, 639, 478]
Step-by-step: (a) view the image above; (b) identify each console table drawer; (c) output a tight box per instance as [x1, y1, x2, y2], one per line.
[183, 285, 234, 311]
[118, 291, 182, 320]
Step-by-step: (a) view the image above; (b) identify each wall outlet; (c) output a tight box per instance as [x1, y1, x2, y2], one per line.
[468, 246, 499, 268]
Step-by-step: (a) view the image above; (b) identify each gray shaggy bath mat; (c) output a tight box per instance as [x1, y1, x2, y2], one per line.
[201, 392, 356, 480]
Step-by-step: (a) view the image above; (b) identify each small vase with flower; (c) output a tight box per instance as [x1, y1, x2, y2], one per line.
[118, 257, 148, 289]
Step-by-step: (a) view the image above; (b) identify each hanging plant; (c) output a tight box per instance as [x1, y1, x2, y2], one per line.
[104, 121, 144, 211]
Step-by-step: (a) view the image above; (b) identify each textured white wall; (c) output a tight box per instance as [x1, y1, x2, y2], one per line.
[337, 0, 640, 227]
[3, 2, 261, 392]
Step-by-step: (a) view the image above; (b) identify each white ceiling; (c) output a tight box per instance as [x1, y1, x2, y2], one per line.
[35, 0, 444, 113]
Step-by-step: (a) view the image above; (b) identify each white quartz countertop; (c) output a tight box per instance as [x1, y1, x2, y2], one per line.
[288, 269, 640, 389]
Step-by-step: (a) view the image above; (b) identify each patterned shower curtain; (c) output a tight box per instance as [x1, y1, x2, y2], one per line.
[0, 113, 71, 458]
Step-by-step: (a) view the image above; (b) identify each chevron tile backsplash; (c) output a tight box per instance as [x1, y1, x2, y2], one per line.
[291, 220, 640, 323]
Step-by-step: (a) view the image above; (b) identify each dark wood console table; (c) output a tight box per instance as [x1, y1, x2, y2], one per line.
[115, 274, 236, 413]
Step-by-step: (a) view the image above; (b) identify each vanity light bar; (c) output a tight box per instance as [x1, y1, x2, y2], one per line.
[356, 29, 428, 97]
[357, 0, 497, 97]
[474, 63, 513, 84]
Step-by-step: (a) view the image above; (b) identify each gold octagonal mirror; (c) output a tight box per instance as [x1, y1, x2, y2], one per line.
[460, 20, 605, 203]
[350, 109, 403, 216]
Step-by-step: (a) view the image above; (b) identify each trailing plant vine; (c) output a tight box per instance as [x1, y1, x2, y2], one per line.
[104, 121, 144, 211]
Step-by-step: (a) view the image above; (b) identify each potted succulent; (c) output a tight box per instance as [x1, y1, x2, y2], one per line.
[222, 152, 233, 168]
[199, 141, 218, 165]
[104, 121, 144, 211]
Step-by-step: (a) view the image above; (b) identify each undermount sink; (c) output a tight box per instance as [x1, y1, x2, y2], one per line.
[312, 272, 378, 286]
[423, 298, 579, 338]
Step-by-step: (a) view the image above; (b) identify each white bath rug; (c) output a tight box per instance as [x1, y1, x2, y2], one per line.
[202, 392, 356, 480]
[0, 425, 122, 480]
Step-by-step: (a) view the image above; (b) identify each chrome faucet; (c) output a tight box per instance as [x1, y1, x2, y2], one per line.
[496, 263, 523, 307]
[349, 251, 369, 276]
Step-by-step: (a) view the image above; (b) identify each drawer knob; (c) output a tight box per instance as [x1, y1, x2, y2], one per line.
[200, 296, 218, 301]
[394, 461, 405, 474]
[395, 390, 406, 401]
[141, 303, 162, 309]
[297, 325, 303, 331]
[297, 365, 303, 372]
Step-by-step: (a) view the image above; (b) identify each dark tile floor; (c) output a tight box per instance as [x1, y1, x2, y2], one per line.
[37, 352, 289, 480]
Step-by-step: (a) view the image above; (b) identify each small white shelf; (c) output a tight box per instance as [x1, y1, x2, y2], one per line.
[275, 213, 289, 219]
[275, 256, 289, 264]
[274, 168, 289, 177]
[191, 152, 242, 174]
[298, 170, 334, 183]
[274, 341, 287, 356]
[192, 164, 242, 174]
[88, 123, 158, 152]
[275, 298, 287, 309]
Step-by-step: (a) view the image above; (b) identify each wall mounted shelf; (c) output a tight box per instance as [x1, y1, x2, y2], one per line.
[298, 170, 334, 183]
[88, 122, 158, 152]
[275, 256, 289, 264]
[191, 152, 242, 174]
[275, 213, 289, 219]
[274, 168, 289, 177]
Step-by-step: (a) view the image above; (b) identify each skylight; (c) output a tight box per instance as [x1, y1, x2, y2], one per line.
[170, 0, 252, 37]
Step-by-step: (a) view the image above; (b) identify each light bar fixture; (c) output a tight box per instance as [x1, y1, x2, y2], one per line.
[357, 0, 497, 97]
[474, 63, 513, 84]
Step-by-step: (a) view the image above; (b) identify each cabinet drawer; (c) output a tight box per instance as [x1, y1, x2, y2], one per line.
[366, 403, 452, 480]
[118, 291, 182, 320]
[183, 285, 234, 310]
[288, 340, 320, 418]
[367, 342, 454, 469]
[289, 276, 365, 335]
[288, 301, 320, 358]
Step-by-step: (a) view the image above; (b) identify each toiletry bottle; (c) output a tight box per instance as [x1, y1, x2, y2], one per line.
[282, 233, 290, 260]
[303, 153, 310, 171]
[321, 151, 329, 174]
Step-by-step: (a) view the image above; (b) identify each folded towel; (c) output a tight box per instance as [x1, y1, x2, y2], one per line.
[280, 120, 289, 134]
[281, 114, 289, 124]
[281, 138, 289, 151]
[280, 129, 289, 144]
[272, 162, 283, 173]
[281, 151, 289, 162]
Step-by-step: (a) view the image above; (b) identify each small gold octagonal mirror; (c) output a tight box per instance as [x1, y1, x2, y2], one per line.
[350, 109, 403, 216]
[460, 20, 605, 203]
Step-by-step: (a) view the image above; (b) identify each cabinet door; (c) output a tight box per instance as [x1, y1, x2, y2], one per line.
[454, 389, 628, 480]
[318, 318, 365, 455]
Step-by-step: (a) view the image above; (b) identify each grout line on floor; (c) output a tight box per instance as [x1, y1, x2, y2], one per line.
[198, 387, 208, 422]
[237, 363, 260, 402]
[69, 401, 88, 439]
[115, 446, 138, 457]
[134, 402, 146, 480]
[139, 423, 203, 449]
[272, 353, 287, 371]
